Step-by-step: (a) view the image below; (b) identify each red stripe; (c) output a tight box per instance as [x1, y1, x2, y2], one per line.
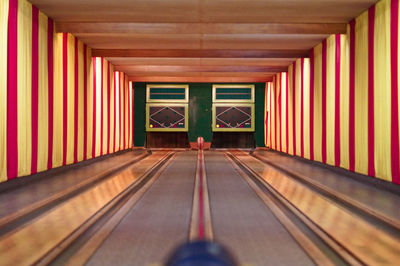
[73, 38, 79, 163]
[128, 82, 131, 148]
[122, 74, 125, 149]
[349, 20, 356, 172]
[285, 72, 289, 153]
[274, 77, 277, 150]
[335, 35, 341, 167]
[300, 58, 304, 158]
[310, 49, 315, 161]
[269, 83, 272, 148]
[391, 0, 400, 184]
[62, 33, 68, 166]
[100, 58, 104, 156]
[113, 72, 117, 153]
[322, 39, 327, 164]
[92, 57, 97, 158]
[31, 6, 39, 174]
[279, 73, 282, 152]
[292, 62, 296, 156]
[83, 45, 88, 160]
[7, 0, 18, 179]
[107, 62, 111, 154]
[47, 18, 54, 170]
[132, 83, 135, 147]
[119, 73, 122, 150]
[368, 6, 376, 177]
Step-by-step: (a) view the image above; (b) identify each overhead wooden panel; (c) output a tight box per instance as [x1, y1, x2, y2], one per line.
[31, 0, 378, 23]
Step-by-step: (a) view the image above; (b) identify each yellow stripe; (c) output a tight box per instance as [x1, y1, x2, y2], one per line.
[267, 83, 271, 148]
[313, 44, 323, 162]
[303, 58, 311, 160]
[354, 11, 369, 175]
[86, 51, 93, 159]
[37, 11, 49, 172]
[276, 74, 281, 151]
[77, 40, 84, 162]
[109, 64, 115, 152]
[294, 59, 302, 157]
[95, 57, 102, 157]
[115, 72, 120, 152]
[374, 0, 392, 181]
[0, 0, 9, 181]
[66, 33, 75, 165]
[340, 32, 350, 170]
[326, 35, 336, 166]
[272, 77, 276, 149]
[102, 60, 108, 155]
[125, 74, 129, 149]
[288, 66, 294, 155]
[17, 0, 32, 177]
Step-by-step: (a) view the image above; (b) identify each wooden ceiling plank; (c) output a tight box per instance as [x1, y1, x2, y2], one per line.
[93, 49, 309, 58]
[128, 76, 273, 83]
[55, 22, 346, 34]
[114, 65, 287, 73]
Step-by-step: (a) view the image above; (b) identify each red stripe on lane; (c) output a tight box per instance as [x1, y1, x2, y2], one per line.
[7, 0, 18, 179]
[335, 35, 341, 167]
[73, 37, 79, 163]
[391, 0, 400, 184]
[31, 6, 39, 174]
[292, 61, 296, 156]
[92, 57, 97, 158]
[368, 6, 376, 177]
[349, 20, 356, 172]
[47, 18, 54, 170]
[322, 39, 327, 164]
[198, 150, 205, 239]
[83, 45, 88, 160]
[62, 33, 68, 166]
[300, 58, 304, 158]
[310, 49, 315, 161]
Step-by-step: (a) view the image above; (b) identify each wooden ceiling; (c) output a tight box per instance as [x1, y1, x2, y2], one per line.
[31, 0, 378, 83]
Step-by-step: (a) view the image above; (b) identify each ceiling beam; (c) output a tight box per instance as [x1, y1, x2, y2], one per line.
[56, 22, 346, 35]
[93, 49, 309, 58]
[114, 65, 287, 73]
[128, 76, 273, 83]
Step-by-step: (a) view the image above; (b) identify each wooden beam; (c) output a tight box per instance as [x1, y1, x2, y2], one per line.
[128, 76, 273, 83]
[115, 65, 287, 73]
[56, 22, 346, 34]
[93, 49, 308, 58]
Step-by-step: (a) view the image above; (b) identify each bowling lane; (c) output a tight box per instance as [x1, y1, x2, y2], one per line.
[87, 151, 197, 266]
[205, 151, 314, 266]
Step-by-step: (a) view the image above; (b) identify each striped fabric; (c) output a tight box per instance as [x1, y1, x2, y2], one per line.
[265, 0, 400, 185]
[0, 0, 133, 183]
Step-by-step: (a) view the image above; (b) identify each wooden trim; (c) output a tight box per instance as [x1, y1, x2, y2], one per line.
[115, 65, 288, 73]
[128, 76, 273, 83]
[56, 22, 346, 34]
[92, 49, 309, 58]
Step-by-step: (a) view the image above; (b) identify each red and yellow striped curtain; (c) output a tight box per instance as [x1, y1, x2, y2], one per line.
[266, 0, 400, 185]
[0, 0, 133, 183]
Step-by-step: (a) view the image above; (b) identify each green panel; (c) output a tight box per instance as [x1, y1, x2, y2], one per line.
[254, 83, 266, 147]
[149, 88, 186, 100]
[134, 83, 146, 146]
[188, 83, 213, 142]
[215, 88, 252, 100]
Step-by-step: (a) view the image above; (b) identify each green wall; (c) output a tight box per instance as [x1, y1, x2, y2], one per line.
[133, 82, 265, 147]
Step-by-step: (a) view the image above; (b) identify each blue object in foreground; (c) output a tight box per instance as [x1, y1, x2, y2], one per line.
[166, 240, 237, 266]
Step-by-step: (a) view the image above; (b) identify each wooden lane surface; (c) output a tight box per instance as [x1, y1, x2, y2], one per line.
[0, 151, 149, 230]
[0, 151, 170, 266]
[230, 151, 400, 265]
